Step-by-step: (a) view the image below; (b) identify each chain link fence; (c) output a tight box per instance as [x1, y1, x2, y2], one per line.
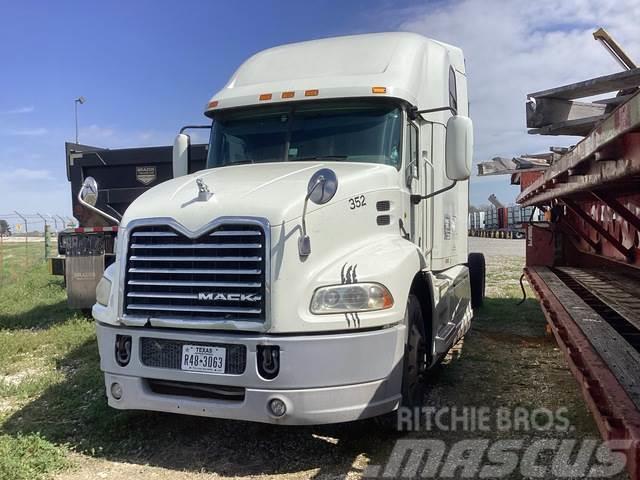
[0, 213, 77, 287]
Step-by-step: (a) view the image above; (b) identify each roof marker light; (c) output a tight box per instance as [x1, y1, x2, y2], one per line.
[304, 89, 319, 97]
[207, 100, 219, 108]
[259, 93, 273, 101]
[282, 91, 295, 99]
[372, 86, 387, 94]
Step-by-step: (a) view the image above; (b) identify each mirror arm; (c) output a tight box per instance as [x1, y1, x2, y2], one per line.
[298, 177, 325, 257]
[77, 189, 120, 225]
[179, 125, 211, 134]
[410, 180, 457, 205]
[409, 105, 457, 120]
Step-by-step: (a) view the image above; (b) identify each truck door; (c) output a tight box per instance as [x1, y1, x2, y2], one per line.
[405, 119, 434, 259]
[405, 121, 422, 246]
[419, 122, 434, 260]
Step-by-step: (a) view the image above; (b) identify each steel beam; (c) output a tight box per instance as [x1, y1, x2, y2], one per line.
[557, 218, 601, 252]
[592, 191, 640, 233]
[518, 92, 640, 204]
[563, 198, 635, 262]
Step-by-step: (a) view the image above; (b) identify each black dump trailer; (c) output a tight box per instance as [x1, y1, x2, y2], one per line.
[52, 142, 207, 309]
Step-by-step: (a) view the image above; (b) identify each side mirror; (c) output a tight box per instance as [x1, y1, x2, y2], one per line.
[173, 133, 190, 178]
[307, 168, 338, 205]
[445, 115, 473, 181]
[77, 176, 120, 224]
[79, 177, 99, 206]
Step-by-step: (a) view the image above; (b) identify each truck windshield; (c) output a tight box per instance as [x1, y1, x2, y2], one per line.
[206, 102, 402, 169]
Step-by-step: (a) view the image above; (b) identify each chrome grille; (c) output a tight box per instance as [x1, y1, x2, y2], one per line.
[124, 224, 266, 322]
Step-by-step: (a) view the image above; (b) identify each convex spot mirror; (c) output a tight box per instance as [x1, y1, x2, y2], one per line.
[445, 115, 473, 181]
[173, 133, 190, 178]
[79, 177, 99, 206]
[308, 168, 338, 205]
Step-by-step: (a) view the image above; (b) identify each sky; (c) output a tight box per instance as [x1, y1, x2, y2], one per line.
[1, 0, 639, 221]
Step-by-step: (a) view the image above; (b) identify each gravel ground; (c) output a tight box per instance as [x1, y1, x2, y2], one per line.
[50, 238, 619, 480]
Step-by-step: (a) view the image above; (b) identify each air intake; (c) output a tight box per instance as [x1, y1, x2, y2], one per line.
[376, 200, 391, 212]
[377, 215, 391, 226]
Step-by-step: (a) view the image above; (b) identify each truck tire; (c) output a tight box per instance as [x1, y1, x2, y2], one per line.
[400, 294, 428, 409]
[468, 253, 486, 309]
[374, 294, 427, 430]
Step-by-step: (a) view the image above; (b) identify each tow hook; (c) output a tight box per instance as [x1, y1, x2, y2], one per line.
[115, 335, 132, 367]
[257, 345, 280, 379]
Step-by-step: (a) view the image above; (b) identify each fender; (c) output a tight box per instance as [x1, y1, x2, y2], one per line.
[292, 234, 429, 332]
[92, 262, 118, 326]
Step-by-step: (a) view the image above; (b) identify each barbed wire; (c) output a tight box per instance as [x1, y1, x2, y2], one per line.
[0, 213, 77, 234]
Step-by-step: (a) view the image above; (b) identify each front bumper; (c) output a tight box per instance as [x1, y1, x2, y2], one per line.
[96, 322, 405, 425]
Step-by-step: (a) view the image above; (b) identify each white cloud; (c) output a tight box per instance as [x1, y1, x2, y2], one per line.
[186, 129, 209, 144]
[0, 106, 34, 114]
[79, 125, 175, 148]
[391, 0, 640, 204]
[137, 131, 155, 142]
[3, 128, 48, 136]
[11, 168, 54, 181]
[79, 124, 115, 142]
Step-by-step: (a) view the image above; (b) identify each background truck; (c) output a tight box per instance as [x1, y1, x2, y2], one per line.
[51, 141, 206, 309]
[90, 32, 485, 425]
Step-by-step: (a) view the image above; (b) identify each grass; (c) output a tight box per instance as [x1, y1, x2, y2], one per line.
[0, 433, 69, 480]
[0, 254, 89, 480]
[0, 245, 611, 479]
[0, 242, 53, 288]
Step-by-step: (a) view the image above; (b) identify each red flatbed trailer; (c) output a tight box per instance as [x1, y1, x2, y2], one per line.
[519, 90, 640, 479]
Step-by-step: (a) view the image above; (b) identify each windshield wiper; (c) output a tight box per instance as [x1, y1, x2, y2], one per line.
[290, 155, 348, 161]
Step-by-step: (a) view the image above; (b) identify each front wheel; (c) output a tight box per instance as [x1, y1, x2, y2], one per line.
[374, 294, 427, 430]
[400, 294, 428, 409]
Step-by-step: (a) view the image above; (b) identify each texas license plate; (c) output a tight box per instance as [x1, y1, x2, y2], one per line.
[181, 345, 226, 373]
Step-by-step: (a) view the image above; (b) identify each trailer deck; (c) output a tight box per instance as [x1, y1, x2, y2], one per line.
[526, 266, 640, 479]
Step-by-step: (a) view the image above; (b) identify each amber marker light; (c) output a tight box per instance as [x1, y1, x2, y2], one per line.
[304, 89, 319, 97]
[281, 91, 295, 99]
[259, 93, 273, 101]
[207, 100, 219, 108]
[372, 86, 387, 94]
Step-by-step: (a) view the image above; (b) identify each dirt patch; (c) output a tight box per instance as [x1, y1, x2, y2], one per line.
[1, 367, 43, 386]
[56, 455, 215, 480]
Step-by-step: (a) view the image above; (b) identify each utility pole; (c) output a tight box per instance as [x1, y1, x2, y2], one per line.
[74, 96, 86, 144]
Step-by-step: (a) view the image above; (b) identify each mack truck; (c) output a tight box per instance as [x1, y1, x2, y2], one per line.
[90, 32, 485, 425]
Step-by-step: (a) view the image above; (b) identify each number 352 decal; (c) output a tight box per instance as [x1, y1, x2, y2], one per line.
[348, 195, 366, 210]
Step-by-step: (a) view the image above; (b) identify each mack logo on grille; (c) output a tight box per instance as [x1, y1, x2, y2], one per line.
[197, 292, 262, 302]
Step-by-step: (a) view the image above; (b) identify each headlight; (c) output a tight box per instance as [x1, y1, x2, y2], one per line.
[96, 276, 112, 306]
[310, 283, 393, 314]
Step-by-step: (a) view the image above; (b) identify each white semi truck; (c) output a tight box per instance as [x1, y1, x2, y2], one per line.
[90, 32, 485, 425]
